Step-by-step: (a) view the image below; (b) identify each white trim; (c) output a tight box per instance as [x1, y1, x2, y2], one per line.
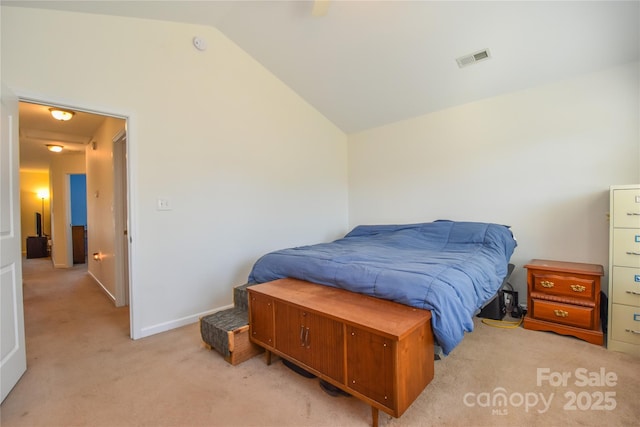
[88, 271, 116, 302]
[137, 304, 235, 339]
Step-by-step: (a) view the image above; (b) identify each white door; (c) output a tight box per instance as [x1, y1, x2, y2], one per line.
[0, 85, 27, 402]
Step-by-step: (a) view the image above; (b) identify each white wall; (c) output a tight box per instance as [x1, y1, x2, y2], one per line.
[49, 153, 86, 268]
[349, 63, 640, 296]
[1, 6, 348, 338]
[86, 116, 126, 301]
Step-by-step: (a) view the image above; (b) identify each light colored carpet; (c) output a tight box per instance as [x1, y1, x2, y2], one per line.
[1, 258, 638, 427]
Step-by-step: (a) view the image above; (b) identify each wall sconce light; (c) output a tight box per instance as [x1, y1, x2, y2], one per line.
[49, 108, 75, 121]
[46, 144, 63, 152]
[93, 252, 101, 261]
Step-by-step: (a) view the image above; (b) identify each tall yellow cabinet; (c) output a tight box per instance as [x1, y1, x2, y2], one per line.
[608, 185, 640, 356]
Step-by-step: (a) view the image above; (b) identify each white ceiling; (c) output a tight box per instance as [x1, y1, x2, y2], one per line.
[19, 102, 107, 172]
[9, 1, 640, 135]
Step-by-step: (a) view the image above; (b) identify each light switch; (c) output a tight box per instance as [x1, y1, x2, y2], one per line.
[157, 198, 171, 211]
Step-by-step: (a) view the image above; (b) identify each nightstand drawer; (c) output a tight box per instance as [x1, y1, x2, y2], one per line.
[612, 188, 640, 228]
[610, 304, 640, 346]
[532, 299, 595, 329]
[612, 229, 640, 268]
[611, 266, 640, 306]
[531, 273, 595, 300]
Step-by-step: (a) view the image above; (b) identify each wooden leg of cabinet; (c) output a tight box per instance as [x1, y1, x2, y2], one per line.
[265, 349, 272, 366]
[371, 406, 379, 427]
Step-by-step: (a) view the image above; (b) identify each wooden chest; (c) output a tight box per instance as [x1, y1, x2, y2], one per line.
[248, 278, 434, 427]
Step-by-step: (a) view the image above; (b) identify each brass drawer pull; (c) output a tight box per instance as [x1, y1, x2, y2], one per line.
[625, 329, 640, 335]
[570, 284, 586, 292]
[554, 309, 569, 318]
[540, 280, 554, 288]
[626, 290, 640, 296]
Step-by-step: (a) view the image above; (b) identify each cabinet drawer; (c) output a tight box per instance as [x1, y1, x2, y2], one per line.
[612, 228, 640, 268]
[611, 266, 640, 306]
[612, 188, 640, 228]
[532, 299, 594, 329]
[531, 273, 595, 300]
[610, 304, 640, 346]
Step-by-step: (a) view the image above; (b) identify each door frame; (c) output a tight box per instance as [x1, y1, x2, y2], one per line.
[17, 94, 136, 339]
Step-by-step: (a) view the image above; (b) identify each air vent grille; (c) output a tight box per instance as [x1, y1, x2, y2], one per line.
[456, 49, 491, 68]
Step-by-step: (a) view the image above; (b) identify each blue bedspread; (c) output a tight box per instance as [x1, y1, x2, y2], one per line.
[248, 220, 517, 355]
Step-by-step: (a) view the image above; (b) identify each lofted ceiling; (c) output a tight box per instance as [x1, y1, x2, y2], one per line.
[8, 1, 640, 137]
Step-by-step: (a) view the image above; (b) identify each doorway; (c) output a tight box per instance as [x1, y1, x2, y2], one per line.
[18, 100, 132, 336]
[70, 174, 87, 264]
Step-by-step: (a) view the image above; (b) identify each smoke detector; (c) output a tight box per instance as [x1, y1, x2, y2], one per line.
[456, 49, 491, 68]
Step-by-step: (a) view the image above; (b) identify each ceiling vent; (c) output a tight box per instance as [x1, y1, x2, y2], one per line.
[456, 49, 491, 68]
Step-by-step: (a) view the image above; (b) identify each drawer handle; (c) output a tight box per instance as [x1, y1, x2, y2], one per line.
[626, 290, 640, 296]
[554, 309, 569, 318]
[540, 280, 554, 288]
[626, 251, 640, 256]
[300, 325, 305, 346]
[625, 329, 640, 335]
[626, 212, 640, 216]
[570, 284, 586, 293]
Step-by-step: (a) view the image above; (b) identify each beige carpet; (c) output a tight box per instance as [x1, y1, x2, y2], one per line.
[1, 258, 638, 427]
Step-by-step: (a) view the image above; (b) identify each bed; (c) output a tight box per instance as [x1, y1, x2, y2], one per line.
[248, 220, 517, 355]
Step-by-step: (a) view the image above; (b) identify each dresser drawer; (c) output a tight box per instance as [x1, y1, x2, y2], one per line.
[612, 188, 640, 228]
[530, 272, 595, 300]
[611, 266, 640, 306]
[531, 299, 594, 329]
[612, 228, 640, 268]
[610, 304, 640, 346]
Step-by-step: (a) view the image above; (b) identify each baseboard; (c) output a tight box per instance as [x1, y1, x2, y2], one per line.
[87, 271, 116, 302]
[136, 304, 235, 339]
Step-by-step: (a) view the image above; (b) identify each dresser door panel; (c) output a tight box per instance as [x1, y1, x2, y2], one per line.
[346, 326, 395, 410]
[249, 292, 274, 348]
[274, 301, 344, 382]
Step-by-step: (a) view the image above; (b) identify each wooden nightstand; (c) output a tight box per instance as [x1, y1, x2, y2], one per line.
[523, 259, 604, 345]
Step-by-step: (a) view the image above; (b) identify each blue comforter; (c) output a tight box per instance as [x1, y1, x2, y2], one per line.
[248, 220, 517, 355]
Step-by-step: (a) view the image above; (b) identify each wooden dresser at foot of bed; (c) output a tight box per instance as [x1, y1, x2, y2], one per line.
[248, 278, 434, 427]
[523, 259, 604, 345]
